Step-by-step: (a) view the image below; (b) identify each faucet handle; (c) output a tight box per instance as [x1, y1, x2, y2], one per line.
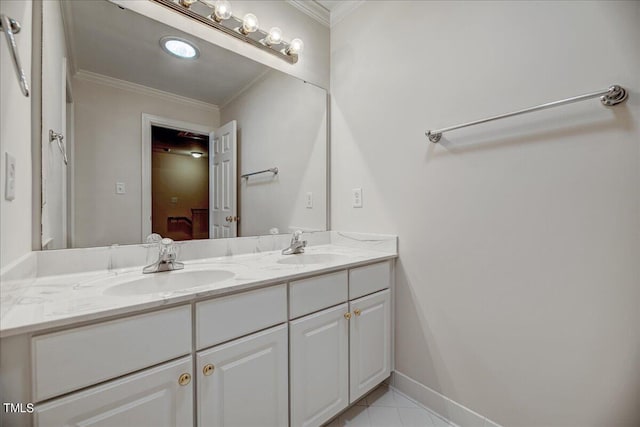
[146, 233, 162, 244]
[161, 237, 174, 246]
[292, 230, 303, 243]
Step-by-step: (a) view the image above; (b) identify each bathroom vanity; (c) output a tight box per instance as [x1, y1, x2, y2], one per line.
[0, 232, 397, 427]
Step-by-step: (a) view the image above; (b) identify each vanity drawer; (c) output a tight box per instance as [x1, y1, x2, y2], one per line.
[289, 271, 348, 319]
[349, 261, 391, 299]
[32, 305, 192, 402]
[196, 284, 287, 350]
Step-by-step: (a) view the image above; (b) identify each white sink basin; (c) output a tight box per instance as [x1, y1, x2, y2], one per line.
[104, 269, 235, 296]
[277, 253, 348, 265]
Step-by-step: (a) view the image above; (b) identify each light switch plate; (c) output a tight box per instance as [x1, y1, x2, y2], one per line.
[115, 182, 126, 194]
[352, 188, 363, 208]
[305, 192, 313, 208]
[4, 153, 16, 201]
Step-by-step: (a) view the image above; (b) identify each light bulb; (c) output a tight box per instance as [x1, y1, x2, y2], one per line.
[265, 27, 283, 45]
[241, 13, 259, 34]
[212, 0, 232, 21]
[287, 38, 304, 55]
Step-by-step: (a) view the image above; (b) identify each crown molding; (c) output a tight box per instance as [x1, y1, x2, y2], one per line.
[328, 1, 365, 27]
[286, 1, 330, 27]
[73, 70, 220, 112]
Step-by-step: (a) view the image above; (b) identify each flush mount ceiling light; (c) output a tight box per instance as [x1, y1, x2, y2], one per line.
[191, 152, 204, 158]
[160, 36, 200, 59]
[152, 0, 304, 64]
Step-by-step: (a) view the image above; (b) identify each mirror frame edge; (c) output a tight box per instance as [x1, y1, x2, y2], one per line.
[31, 0, 43, 251]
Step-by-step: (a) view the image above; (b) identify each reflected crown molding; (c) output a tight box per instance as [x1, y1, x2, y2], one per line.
[73, 70, 220, 113]
[286, 1, 330, 27]
[290, 1, 365, 27]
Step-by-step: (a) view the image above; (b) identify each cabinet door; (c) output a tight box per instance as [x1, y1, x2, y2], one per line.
[35, 357, 193, 427]
[290, 303, 349, 427]
[349, 289, 391, 403]
[197, 324, 288, 427]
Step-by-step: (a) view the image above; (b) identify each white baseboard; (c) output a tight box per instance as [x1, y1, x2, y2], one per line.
[391, 371, 502, 427]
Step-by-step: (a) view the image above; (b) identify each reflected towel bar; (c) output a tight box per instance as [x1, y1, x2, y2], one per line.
[49, 130, 68, 165]
[0, 14, 29, 97]
[425, 84, 628, 143]
[241, 167, 278, 180]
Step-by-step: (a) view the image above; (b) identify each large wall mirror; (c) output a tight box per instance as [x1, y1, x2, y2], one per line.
[39, 0, 327, 250]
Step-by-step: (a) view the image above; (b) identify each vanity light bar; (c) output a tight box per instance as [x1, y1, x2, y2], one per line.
[151, 0, 303, 64]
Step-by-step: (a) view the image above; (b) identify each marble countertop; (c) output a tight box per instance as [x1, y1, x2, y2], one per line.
[0, 240, 396, 338]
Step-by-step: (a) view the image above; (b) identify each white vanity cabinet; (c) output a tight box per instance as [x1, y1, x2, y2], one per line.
[349, 289, 391, 403]
[290, 303, 350, 427]
[196, 324, 288, 427]
[2, 258, 394, 427]
[195, 284, 288, 427]
[31, 306, 194, 427]
[35, 357, 194, 427]
[289, 261, 392, 427]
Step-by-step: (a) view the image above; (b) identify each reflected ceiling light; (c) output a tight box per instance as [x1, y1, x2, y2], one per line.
[212, 0, 232, 22]
[240, 13, 259, 34]
[265, 27, 283, 46]
[191, 152, 203, 158]
[286, 38, 304, 55]
[160, 36, 200, 59]
[160, 0, 304, 64]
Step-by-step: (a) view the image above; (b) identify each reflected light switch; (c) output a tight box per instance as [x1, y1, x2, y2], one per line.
[352, 188, 362, 208]
[116, 182, 126, 195]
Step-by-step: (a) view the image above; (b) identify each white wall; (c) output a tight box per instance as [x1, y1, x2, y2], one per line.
[221, 70, 326, 236]
[41, 0, 67, 249]
[331, 1, 640, 426]
[115, 0, 330, 89]
[72, 74, 219, 248]
[0, 0, 32, 268]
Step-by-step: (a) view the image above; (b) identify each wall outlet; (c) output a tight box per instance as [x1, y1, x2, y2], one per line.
[305, 192, 313, 208]
[352, 188, 363, 208]
[115, 182, 126, 195]
[4, 153, 16, 201]
[171, 196, 178, 204]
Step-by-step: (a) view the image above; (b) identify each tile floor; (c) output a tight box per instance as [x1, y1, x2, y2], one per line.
[324, 384, 454, 427]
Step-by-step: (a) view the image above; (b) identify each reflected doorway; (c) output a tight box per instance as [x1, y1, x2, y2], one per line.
[151, 126, 209, 241]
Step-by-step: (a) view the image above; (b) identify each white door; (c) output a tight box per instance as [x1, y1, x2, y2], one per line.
[197, 324, 288, 427]
[34, 357, 193, 427]
[210, 120, 237, 239]
[290, 303, 349, 427]
[349, 289, 391, 403]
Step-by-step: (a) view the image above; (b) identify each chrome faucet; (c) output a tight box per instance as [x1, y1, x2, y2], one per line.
[143, 234, 184, 273]
[282, 230, 307, 255]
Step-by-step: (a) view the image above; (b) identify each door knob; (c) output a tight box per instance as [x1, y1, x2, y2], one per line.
[225, 216, 232, 222]
[354, 309, 361, 316]
[344, 312, 351, 320]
